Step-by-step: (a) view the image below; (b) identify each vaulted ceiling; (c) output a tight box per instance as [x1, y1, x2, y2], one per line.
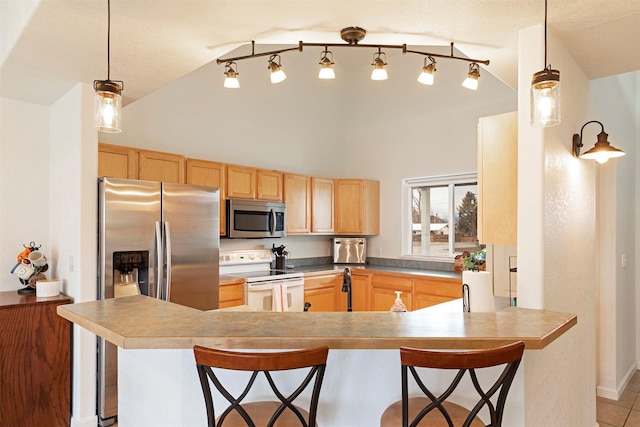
[1, 0, 638, 107]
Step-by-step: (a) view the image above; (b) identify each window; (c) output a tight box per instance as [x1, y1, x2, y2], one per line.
[402, 173, 480, 260]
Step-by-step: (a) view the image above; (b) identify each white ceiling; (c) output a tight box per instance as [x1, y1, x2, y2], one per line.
[1, 0, 639, 107]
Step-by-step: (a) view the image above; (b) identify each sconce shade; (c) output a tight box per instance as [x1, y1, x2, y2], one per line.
[461, 63, 480, 90]
[318, 49, 335, 79]
[94, 80, 122, 133]
[572, 121, 625, 164]
[371, 50, 388, 80]
[531, 67, 561, 127]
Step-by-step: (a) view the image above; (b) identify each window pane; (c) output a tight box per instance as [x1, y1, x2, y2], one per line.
[411, 186, 449, 256]
[454, 184, 481, 254]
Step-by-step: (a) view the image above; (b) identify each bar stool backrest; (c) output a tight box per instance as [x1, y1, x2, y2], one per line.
[194, 345, 329, 427]
[398, 341, 525, 427]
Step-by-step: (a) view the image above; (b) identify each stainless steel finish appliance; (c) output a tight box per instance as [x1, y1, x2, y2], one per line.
[219, 249, 304, 311]
[226, 199, 286, 239]
[333, 237, 367, 264]
[97, 177, 220, 426]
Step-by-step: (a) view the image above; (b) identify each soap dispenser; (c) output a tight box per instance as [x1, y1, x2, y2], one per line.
[390, 291, 407, 312]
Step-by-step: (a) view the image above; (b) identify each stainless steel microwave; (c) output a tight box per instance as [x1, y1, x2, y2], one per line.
[226, 199, 286, 238]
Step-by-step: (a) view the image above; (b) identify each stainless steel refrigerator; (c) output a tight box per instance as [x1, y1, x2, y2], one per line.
[97, 177, 220, 426]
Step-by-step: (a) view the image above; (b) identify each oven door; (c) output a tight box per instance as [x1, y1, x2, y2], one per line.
[227, 199, 286, 239]
[245, 277, 304, 311]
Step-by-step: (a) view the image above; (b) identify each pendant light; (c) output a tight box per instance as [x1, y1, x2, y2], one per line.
[417, 56, 436, 85]
[531, 0, 561, 127]
[93, 0, 123, 133]
[268, 54, 287, 84]
[223, 62, 240, 88]
[461, 63, 480, 90]
[370, 48, 388, 80]
[318, 48, 335, 79]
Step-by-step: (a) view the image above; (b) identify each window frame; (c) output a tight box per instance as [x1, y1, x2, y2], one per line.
[401, 172, 478, 262]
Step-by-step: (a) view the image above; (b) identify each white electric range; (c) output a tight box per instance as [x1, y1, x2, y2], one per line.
[219, 249, 304, 311]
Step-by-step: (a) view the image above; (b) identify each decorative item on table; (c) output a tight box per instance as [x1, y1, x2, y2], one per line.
[271, 244, 288, 270]
[10, 241, 49, 295]
[460, 248, 495, 313]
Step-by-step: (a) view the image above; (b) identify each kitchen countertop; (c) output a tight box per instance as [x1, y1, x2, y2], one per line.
[57, 295, 576, 351]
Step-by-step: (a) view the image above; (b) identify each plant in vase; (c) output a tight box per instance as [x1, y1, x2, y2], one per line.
[463, 248, 486, 271]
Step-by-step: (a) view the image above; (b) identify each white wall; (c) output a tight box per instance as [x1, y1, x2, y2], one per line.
[49, 83, 98, 427]
[590, 72, 638, 399]
[0, 97, 50, 290]
[518, 25, 597, 426]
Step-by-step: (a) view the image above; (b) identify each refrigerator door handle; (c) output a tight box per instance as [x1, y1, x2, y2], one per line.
[164, 221, 172, 302]
[155, 221, 163, 299]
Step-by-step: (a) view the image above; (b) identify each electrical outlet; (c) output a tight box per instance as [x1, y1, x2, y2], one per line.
[621, 254, 627, 268]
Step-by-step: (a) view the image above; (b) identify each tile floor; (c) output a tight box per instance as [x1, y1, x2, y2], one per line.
[597, 371, 640, 426]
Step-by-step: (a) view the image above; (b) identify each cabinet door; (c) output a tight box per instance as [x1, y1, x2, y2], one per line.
[257, 169, 283, 201]
[98, 143, 138, 179]
[334, 179, 380, 235]
[413, 277, 462, 310]
[371, 274, 413, 311]
[284, 173, 311, 234]
[219, 280, 244, 309]
[304, 274, 339, 312]
[139, 149, 185, 183]
[311, 177, 334, 234]
[350, 272, 371, 311]
[186, 159, 226, 236]
[227, 164, 257, 199]
[477, 111, 517, 245]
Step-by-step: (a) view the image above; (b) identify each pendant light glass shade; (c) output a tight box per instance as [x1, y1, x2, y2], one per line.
[417, 56, 436, 85]
[461, 62, 480, 90]
[223, 62, 240, 88]
[531, 67, 560, 127]
[268, 54, 287, 84]
[371, 50, 388, 80]
[94, 80, 122, 133]
[318, 49, 335, 79]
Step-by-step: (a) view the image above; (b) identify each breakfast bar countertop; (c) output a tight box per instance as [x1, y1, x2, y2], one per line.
[57, 295, 576, 351]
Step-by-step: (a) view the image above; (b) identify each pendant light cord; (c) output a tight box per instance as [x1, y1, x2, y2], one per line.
[107, 0, 111, 81]
[544, 0, 548, 68]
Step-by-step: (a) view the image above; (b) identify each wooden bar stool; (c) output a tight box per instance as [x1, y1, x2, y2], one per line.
[194, 345, 329, 427]
[380, 341, 525, 427]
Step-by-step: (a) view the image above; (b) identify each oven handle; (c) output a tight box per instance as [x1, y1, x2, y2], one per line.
[246, 280, 304, 291]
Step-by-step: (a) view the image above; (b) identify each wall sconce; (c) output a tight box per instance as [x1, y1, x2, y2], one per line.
[531, 0, 561, 127]
[572, 121, 625, 164]
[268, 54, 287, 84]
[417, 56, 436, 85]
[370, 48, 388, 81]
[223, 62, 240, 88]
[94, 0, 123, 133]
[461, 62, 480, 90]
[318, 48, 335, 79]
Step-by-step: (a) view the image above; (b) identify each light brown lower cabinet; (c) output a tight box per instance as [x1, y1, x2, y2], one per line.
[219, 278, 244, 308]
[370, 273, 413, 311]
[0, 292, 72, 427]
[413, 277, 462, 310]
[349, 271, 372, 311]
[303, 274, 340, 312]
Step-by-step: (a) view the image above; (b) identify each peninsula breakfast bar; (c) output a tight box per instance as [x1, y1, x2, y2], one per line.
[57, 295, 576, 426]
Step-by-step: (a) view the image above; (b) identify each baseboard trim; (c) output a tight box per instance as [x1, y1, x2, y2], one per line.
[597, 362, 638, 400]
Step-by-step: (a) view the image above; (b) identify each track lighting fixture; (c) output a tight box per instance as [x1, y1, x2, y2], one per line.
[461, 63, 480, 90]
[531, 0, 561, 127]
[268, 54, 287, 84]
[223, 62, 240, 88]
[216, 27, 489, 89]
[370, 48, 388, 81]
[318, 48, 335, 79]
[417, 56, 436, 85]
[94, 0, 123, 133]
[572, 121, 625, 164]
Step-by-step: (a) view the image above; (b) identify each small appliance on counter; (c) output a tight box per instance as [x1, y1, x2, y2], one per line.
[333, 237, 367, 264]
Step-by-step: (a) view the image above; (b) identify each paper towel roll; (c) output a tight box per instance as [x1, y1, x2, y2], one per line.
[36, 279, 60, 298]
[462, 271, 495, 312]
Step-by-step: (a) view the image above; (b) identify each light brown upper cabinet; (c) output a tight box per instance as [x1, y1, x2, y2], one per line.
[477, 111, 517, 245]
[334, 179, 380, 235]
[98, 143, 138, 179]
[138, 149, 185, 184]
[284, 173, 311, 234]
[186, 159, 226, 236]
[311, 177, 334, 234]
[226, 164, 257, 199]
[257, 169, 283, 201]
[98, 143, 185, 183]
